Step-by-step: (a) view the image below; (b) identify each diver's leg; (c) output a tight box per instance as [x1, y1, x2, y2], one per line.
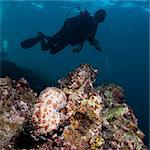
[49, 28, 70, 54]
[40, 30, 62, 51]
[50, 41, 68, 54]
[40, 36, 52, 51]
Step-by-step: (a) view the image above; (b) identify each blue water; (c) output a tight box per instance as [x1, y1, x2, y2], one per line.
[1, 0, 149, 147]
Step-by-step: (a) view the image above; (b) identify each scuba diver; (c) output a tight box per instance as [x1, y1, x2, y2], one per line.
[21, 9, 106, 54]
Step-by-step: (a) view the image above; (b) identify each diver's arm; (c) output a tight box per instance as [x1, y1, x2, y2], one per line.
[72, 42, 83, 53]
[88, 38, 102, 51]
[87, 21, 102, 51]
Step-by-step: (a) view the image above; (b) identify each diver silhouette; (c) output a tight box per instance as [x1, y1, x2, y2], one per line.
[21, 9, 106, 54]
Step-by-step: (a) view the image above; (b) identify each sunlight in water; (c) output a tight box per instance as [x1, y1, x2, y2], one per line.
[69, 0, 149, 12]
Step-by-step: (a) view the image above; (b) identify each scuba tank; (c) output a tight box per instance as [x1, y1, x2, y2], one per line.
[65, 6, 90, 39]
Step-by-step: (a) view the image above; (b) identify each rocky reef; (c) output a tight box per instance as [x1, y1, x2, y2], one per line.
[0, 64, 148, 150]
[0, 77, 37, 149]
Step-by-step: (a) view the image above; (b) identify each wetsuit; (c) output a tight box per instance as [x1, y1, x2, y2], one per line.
[21, 12, 101, 54]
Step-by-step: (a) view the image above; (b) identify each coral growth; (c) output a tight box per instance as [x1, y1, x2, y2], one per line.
[31, 87, 67, 137]
[97, 84, 147, 150]
[0, 64, 148, 150]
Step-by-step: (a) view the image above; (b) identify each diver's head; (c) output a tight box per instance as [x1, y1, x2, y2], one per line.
[94, 9, 106, 23]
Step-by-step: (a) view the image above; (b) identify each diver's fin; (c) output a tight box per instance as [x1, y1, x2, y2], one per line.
[21, 35, 43, 49]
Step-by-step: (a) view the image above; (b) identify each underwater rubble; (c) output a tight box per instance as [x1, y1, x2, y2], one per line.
[0, 64, 148, 150]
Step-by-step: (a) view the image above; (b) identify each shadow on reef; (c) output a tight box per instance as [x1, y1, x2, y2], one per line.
[13, 122, 45, 149]
[0, 59, 50, 93]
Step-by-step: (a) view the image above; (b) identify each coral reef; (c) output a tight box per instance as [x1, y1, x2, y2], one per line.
[0, 64, 148, 149]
